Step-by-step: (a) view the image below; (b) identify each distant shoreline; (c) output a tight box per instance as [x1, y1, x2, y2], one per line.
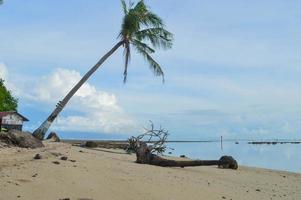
[62, 139, 301, 145]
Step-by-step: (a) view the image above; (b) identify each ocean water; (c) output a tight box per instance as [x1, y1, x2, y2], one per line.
[167, 141, 301, 173]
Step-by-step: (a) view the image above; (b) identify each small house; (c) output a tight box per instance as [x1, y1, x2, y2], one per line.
[0, 111, 29, 131]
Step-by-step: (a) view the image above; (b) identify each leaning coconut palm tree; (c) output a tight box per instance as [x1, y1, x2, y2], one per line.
[32, 0, 173, 140]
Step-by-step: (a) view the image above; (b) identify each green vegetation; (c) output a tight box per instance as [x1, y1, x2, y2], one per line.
[119, 0, 173, 82]
[0, 79, 18, 112]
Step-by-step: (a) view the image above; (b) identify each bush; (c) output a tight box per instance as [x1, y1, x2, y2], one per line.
[0, 79, 18, 112]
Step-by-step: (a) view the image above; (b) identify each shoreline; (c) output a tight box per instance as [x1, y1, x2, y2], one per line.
[62, 139, 301, 173]
[0, 141, 300, 200]
[62, 139, 301, 143]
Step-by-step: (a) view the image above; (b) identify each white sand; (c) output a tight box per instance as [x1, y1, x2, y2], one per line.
[0, 141, 300, 200]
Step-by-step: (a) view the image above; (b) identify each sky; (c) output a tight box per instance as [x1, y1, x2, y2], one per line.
[0, 0, 301, 140]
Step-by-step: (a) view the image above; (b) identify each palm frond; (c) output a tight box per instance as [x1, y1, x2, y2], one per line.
[123, 42, 131, 83]
[134, 27, 173, 49]
[121, 0, 128, 14]
[131, 1, 163, 28]
[143, 12, 164, 28]
[129, 0, 134, 8]
[132, 39, 155, 54]
[132, 0, 147, 13]
[133, 43, 164, 81]
[118, 0, 172, 83]
[119, 13, 140, 39]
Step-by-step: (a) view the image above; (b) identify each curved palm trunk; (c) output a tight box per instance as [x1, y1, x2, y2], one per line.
[32, 41, 124, 140]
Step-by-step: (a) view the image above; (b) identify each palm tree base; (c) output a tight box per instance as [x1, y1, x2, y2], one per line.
[32, 120, 52, 140]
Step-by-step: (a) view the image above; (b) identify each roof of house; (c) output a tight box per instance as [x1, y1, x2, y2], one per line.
[0, 111, 29, 121]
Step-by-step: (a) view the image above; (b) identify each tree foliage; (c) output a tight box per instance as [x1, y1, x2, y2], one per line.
[119, 0, 173, 82]
[0, 79, 18, 111]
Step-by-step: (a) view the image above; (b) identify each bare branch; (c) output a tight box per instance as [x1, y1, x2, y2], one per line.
[126, 121, 169, 155]
[126, 121, 238, 170]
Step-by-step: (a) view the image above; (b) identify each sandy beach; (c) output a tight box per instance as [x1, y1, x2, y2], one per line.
[0, 141, 300, 200]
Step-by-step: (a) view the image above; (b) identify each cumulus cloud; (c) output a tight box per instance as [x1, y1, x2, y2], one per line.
[31, 68, 120, 111]
[4, 66, 137, 134]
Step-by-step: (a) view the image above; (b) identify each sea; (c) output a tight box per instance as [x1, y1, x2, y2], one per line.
[59, 131, 301, 173]
[167, 141, 301, 173]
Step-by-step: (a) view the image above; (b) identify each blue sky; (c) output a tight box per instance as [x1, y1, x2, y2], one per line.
[0, 0, 301, 140]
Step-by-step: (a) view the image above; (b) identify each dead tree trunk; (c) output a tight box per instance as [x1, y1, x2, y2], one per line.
[135, 141, 238, 170]
[150, 157, 219, 167]
[128, 122, 238, 170]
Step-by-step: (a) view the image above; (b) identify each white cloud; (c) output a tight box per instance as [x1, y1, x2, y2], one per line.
[0, 63, 17, 94]
[0, 63, 8, 80]
[168, 26, 301, 70]
[4, 66, 137, 134]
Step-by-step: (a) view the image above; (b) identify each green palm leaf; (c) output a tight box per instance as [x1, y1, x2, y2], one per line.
[121, 0, 128, 14]
[133, 41, 164, 81]
[132, 39, 155, 53]
[134, 28, 173, 49]
[119, 0, 173, 82]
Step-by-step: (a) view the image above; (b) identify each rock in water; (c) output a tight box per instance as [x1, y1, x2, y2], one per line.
[0, 130, 44, 148]
[46, 132, 60, 142]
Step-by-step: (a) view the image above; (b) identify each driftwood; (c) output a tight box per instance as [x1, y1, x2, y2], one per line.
[135, 141, 238, 169]
[128, 122, 238, 170]
[0, 130, 44, 148]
